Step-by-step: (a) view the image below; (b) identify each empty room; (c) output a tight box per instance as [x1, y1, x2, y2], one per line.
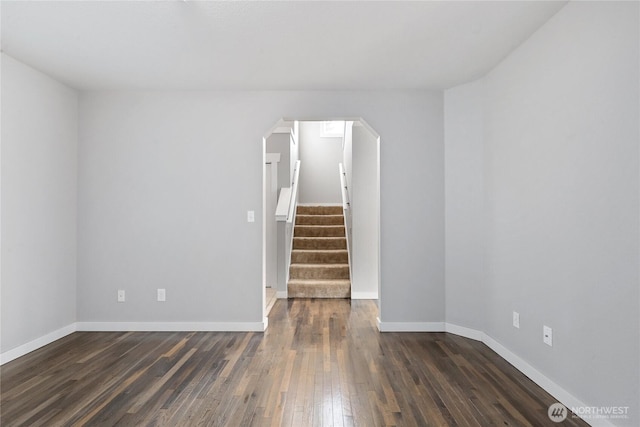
[1, 1, 638, 426]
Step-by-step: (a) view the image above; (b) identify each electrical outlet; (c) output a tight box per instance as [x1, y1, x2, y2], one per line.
[543, 325, 553, 346]
[117, 290, 125, 303]
[157, 288, 166, 302]
[247, 210, 255, 223]
[512, 311, 520, 328]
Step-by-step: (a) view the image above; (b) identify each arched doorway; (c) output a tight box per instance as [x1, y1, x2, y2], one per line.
[262, 118, 381, 324]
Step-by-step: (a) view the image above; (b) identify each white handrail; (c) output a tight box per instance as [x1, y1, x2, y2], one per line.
[275, 160, 301, 223]
[287, 160, 301, 223]
[282, 160, 301, 297]
[339, 163, 350, 211]
[275, 188, 291, 221]
[339, 163, 353, 269]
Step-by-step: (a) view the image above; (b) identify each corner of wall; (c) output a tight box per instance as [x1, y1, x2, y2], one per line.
[0, 323, 77, 365]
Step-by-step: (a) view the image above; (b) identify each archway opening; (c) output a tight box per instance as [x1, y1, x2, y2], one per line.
[261, 118, 381, 325]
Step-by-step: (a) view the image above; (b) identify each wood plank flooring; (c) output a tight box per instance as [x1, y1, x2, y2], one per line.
[1, 299, 588, 426]
[265, 287, 277, 315]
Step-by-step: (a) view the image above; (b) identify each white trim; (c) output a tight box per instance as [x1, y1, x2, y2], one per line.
[265, 153, 280, 164]
[1, 320, 268, 365]
[272, 125, 293, 134]
[373, 321, 603, 426]
[375, 320, 481, 336]
[358, 118, 381, 139]
[481, 334, 606, 427]
[76, 321, 267, 332]
[287, 161, 301, 223]
[351, 292, 378, 300]
[0, 323, 76, 365]
[272, 127, 291, 134]
[263, 118, 289, 140]
[377, 321, 445, 332]
[320, 120, 346, 138]
[276, 290, 288, 298]
[297, 203, 342, 207]
[275, 187, 292, 221]
[0, 318, 605, 426]
[445, 323, 483, 341]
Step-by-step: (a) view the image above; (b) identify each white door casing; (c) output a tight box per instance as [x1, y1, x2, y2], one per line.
[265, 153, 280, 289]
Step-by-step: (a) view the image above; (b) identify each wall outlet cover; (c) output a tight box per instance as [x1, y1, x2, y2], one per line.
[512, 311, 520, 328]
[117, 290, 125, 303]
[543, 325, 553, 346]
[157, 288, 166, 302]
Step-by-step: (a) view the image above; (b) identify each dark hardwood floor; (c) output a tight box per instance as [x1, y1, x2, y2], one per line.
[1, 299, 587, 426]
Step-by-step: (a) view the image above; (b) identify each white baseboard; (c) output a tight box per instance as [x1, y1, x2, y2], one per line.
[0, 318, 608, 427]
[374, 320, 601, 426]
[1, 320, 268, 365]
[276, 291, 288, 298]
[445, 323, 483, 341]
[481, 335, 607, 427]
[377, 320, 445, 332]
[0, 323, 76, 365]
[351, 291, 378, 300]
[76, 321, 267, 332]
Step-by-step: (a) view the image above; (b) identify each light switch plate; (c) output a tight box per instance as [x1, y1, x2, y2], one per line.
[157, 288, 166, 302]
[247, 210, 255, 222]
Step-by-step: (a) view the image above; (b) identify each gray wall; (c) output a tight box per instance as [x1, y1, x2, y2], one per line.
[77, 91, 445, 325]
[343, 121, 353, 197]
[266, 132, 290, 191]
[266, 132, 290, 294]
[445, 2, 639, 424]
[298, 121, 343, 204]
[2, 2, 637, 421]
[290, 122, 299, 186]
[444, 79, 485, 332]
[1, 54, 78, 352]
[351, 125, 379, 299]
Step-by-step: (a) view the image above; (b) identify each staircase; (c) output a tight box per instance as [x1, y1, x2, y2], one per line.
[288, 205, 351, 298]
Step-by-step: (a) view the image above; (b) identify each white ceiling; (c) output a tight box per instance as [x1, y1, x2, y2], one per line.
[0, 1, 567, 91]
